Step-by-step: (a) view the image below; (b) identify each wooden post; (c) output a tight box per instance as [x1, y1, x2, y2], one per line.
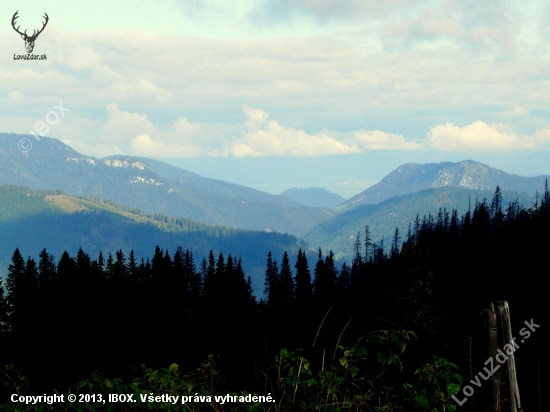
[486, 302, 501, 411]
[469, 336, 473, 382]
[497, 300, 521, 412]
[485, 301, 521, 412]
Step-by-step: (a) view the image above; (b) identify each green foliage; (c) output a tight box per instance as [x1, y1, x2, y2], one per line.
[261, 330, 424, 411]
[1, 356, 227, 412]
[403, 356, 463, 412]
[1, 331, 463, 412]
[1, 364, 30, 398]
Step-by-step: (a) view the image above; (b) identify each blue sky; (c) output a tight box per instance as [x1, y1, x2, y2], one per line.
[1, 0, 550, 197]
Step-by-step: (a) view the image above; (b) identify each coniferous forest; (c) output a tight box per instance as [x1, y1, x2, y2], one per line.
[0, 185, 548, 411]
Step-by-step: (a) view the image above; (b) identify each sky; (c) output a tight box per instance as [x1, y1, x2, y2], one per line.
[1, 0, 550, 198]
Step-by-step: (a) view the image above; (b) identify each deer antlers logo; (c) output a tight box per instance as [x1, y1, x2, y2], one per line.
[11, 10, 49, 54]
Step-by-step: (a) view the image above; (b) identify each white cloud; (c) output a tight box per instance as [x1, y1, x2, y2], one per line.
[354, 130, 423, 151]
[427, 120, 550, 151]
[243, 106, 269, 131]
[2, 16, 549, 145]
[230, 107, 360, 157]
[500, 105, 530, 119]
[130, 134, 202, 158]
[109, 78, 173, 103]
[1, 10, 549, 163]
[7, 91, 25, 102]
[86, 103, 206, 158]
[100, 103, 158, 145]
[225, 107, 423, 157]
[57, 103, 550, 159]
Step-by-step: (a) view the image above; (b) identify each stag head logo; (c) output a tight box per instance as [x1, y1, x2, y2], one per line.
[12, 11, 49, 54]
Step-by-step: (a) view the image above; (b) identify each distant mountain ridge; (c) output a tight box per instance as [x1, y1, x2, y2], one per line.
[4, 132, 549, 263]
[345, 160, 549, 208]
[0, 133, 334, 236]
[280, 187, 346, 208]
[304, 186, 536, 260]
[0, 185, 303, 293]
[128, 156, 294, 207]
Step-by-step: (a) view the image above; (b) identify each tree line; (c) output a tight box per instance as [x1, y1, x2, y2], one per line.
[1, 184, 548, 410]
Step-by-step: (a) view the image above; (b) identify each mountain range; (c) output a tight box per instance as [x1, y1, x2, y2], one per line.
[344, 160, 548, 208]
[303, 186, 536, 259]
[2, 132, 549, 274]
[0, 133, 333, 237]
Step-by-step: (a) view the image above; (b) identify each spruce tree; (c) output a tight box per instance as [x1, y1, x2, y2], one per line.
[6, 250, 35, 332]
[38, 248, 56, 289]
[76, 248, 91, 280]
[449, 209, 459, 237]
[391, 227, 400, 258]
[6, 248, 26, 308]
[264, 252, 279, 308]
[105, 253, 114, 280]
[413, 214, 421, 244]
[364, 225, 371, 263]
[312, 248, 325, 298]
[313, 248, 337, 304]
[294, 249, 312, 313]
[24, 258, 38, 292]
[323, 250, 338, 296]
[216, 252, 226, 280]
[203, 251, 216, 307]
[163, 250, 173, 282]
[127, 250, 138, 281]
[491, 185, 504, 228]
[543, 178, 550, 209]
[278, 251, 295, 308]
[353, 232, 362, 264]
[151, 246, 164, 280]
[337, 262, 351, 293]
[351, 232, 362, 282]
[0, 278, 7, 332]
[95, 252, 105, 278]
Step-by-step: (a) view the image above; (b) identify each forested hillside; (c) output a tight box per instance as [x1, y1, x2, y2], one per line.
[304, 186, 534, 259]
[0, 184, 547, 410]
[0, 185, 303, 292]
